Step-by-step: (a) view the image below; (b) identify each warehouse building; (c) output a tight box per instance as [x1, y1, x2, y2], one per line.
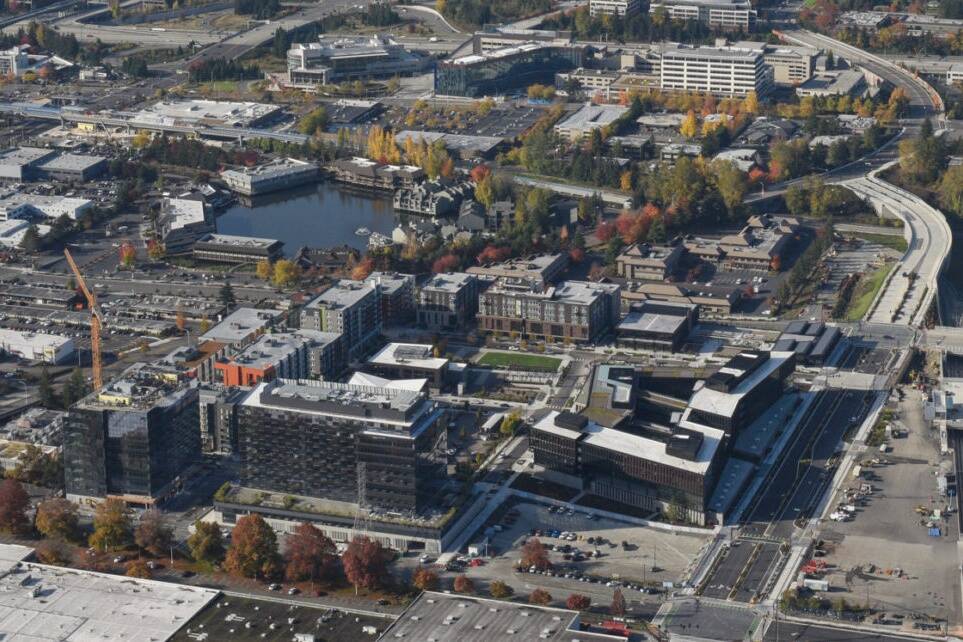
[192, 233, 284, 264]
[220, 158, 319, 197]
[0, 328, 74, 364]
[36, 153, 108, 181]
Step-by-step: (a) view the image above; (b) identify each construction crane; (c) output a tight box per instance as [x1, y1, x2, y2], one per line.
[64, 248, 104, 391]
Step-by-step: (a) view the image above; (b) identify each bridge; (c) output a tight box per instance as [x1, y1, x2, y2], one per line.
[0, 102, 310, 145]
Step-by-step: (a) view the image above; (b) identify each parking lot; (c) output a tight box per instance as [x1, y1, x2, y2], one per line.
[449, 500, 711, 608]
[811, 392, 961, 629]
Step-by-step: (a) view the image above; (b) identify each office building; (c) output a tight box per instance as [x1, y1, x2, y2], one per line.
[471, 26, 573, 54]
[213, 329, 342, 386]
[156, 197, 214, 255]
[365, 342, 449, 390]
[200, 307, 284, 348]
[0, 147, 58, 182]
[590, 0, 641, 16]
[796, 69, 867, 98]
[286, 35, 427, 86]
[417, 272, 479, 330]
[329, 157, 424, 191]
[553, 103, 629, 141]
[0, 46, 29, 78]
[531, 409, 724, 523]
[220, 158, 319, 196]
[478, 280, 621, 344]
[0, 328, 74, 364]
[435, 41, 584, 98]
[730, 40, 817, 86]
[235, 378, 446, 512]
[365, 271, 416, 326]
[0, 193, 93, 221]
[616, 243, 683, 282]
[64, 363, 201, 506]
[649, 0, 756, 29]
[683, 350, 795, 436]
[192, 233, 284, 264]
[36, 153, 108, 182]
[301, 280, 381, 360]
[198, 385, 246, 455]
[616, 300, 698, 352]
[660, 44, 772, 97]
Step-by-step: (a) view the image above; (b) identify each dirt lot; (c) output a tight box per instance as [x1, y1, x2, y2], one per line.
[812, 393, 961, 632]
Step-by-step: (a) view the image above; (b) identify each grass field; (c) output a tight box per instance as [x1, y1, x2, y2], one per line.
[845, 263, 895, 321]
[478, 351, 562, 371]
[853, 232, 908, 253]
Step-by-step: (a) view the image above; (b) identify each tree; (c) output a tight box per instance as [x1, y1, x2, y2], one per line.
[125, 559, 152, 579]
[609, 588, 626, 617]
[500, 412, 521, 437]
[743, 91, 759, 114]
[475, 174, 494, 207]
[187, 520, 225, 566]
[272, 259, 301, 288]
[299, 106, 329, 136]
[566, 593, 591, 610]
[342, 536, 389, 591]
[489, 579, 513, 598]
[19, 224, 40, 252]
[12, 444, 62, 488]
[35, 497, 79, 541]
[412, 568, 439, 591]
[432, 254, 459, 273]
[351, 256, 375, 281]
[520, 537, 551, 570]
[89, 498, 133, 551]
[679, 109, 698, 139]
[453, 574, 475, 594]
[939, 165, 963, 217]
[38, 364, 56, 408]
[284, 522, 338, 583]
[135, 509, 173, 557]
[224, 513, 281, 579]
[256, 259, 272, 280]
[619, 170, 633, 192]
[0, 478, 29, 533]
[218, 280, 236, 307]
[529, 588, 552, 605]
[35, 538, 72, 565]
[62, 367, 87, 410]
[131, 131, 152, 149]
[712, 160, 747, 215]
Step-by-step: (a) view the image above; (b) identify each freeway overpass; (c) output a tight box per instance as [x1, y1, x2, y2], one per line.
[0, 102, 310, 145]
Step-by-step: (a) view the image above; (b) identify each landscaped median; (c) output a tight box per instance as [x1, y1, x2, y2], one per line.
[844, 263, 895, 322]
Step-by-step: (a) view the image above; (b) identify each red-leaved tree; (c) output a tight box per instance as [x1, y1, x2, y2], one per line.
[432, 254, 459, 274]
[284, 522, 338, 583]
[520, 537, 551, 570]
[566, 593, 591, 610]
[453, 574, 475, 594]
[224, 513, 281, 580]
[0, 478, 29, 533]
[341, 535, 389, 591]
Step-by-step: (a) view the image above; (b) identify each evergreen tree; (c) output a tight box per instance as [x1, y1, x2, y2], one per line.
[218, 280, 236, 307]
[38, 365, 57, 409]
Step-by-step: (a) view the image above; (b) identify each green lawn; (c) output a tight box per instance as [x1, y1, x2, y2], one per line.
[853, 232, 908, 253]
[478, 351, 562, 371]
[845, 264, 895, 321]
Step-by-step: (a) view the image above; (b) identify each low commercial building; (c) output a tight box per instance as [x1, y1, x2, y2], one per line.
[381, 591, 621, 641]
[156, 197, 214, 255]
[213, 329, 342, 386]
[0, 193, 93, 221]
[774, 320, 841, 366]
[0, 328, 73, 364]
[554, 68, 621, 93]
[365, 342, 449, 390]
[417, 271, 479, 330]
[394, 131, 503, 160]
[616, 300, 698, 352]
[329, 157, 423, 191]
[467, 252, 568, 287]
[622, 281, 741, 314]
[616, 243, 683, 282]
[796, 69, 867, 98]
[649, 0, 756, 29]
[2, 284, 83, 308]
[64, 363, 201, 506]
[0, 147, 58, 182]
[478, 280, 621, 343]
[301, 280, 381, 360]
[660, 44, 772, 97]
[286, 35, 427, 86]
[326, 98, 383, 125]
[133, 99, 281, 128]
[590, 0, 641, 16]
[200, 307, 284, 348]
[366, 271, 416, 327]
[220, 158, 319, 197]
[435, 41, 585, 98]
[531, 410, 725, 524]
[36, 153, 108, 181]
[554, 103, 629, 141]
[192, 233, 284, 264]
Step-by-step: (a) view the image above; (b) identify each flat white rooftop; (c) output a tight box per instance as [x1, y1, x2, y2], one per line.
[133, 99, 279, 128]
[368, 342, 448, 371]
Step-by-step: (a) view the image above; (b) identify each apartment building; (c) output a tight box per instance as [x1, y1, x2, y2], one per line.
[417, 272, 479, 330]
[300, 280, 381, 360]
[478, 280, 621, 343]
[660, 44, 773, 97]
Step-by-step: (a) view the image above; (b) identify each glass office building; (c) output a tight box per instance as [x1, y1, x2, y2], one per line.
[435, 42, 585, 98]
